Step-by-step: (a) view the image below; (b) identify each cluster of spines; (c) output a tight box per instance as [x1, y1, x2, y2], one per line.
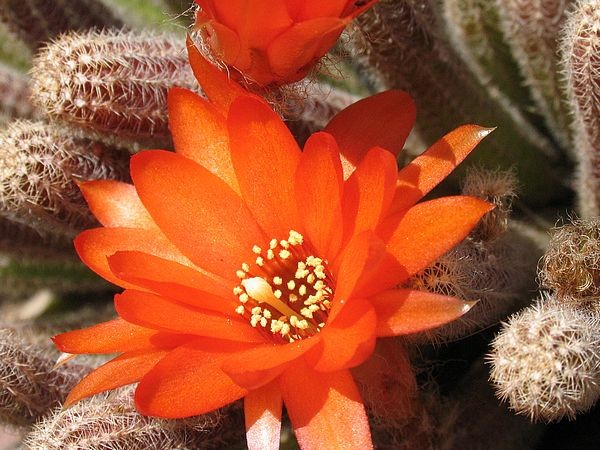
[0, 0, 124, 51]
[0, 120, 130, 238]
[489, 218, 600, 421]
[0, 327, 90, 427]
[30, 29, 197, 146]
[23, 386, 245, 450]
[489, 296, 600, 421]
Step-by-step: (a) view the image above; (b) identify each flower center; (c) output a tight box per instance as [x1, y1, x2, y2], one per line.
[233, 230, 334, 343]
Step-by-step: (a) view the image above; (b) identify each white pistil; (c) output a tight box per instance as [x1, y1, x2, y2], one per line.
[242, 277, 298, 319]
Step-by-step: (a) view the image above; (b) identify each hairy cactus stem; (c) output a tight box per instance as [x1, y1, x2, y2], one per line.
[0, 64, 40, 125]
[560, 0, 600, 217]
[30, 29, 198, 146]
[0, 120, 130, 237]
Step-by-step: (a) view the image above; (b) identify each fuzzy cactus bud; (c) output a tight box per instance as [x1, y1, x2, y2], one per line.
[0, 328, 90, 427]
[30, 29, 197, 146]
[560, 0, 600, 217]
[539, 218, 600, 301]
[489, 297, 600, 422]
[0, 121, 130, 237]
[24, 386, 244, 449]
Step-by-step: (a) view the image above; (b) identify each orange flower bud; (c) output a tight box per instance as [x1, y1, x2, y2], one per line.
[194, 0, 377, 86]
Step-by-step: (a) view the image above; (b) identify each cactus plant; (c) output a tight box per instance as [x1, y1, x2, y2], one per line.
[30, 29, 198, 148]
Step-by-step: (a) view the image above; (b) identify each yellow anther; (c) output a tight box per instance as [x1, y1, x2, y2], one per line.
[269, 238, 278, 249]
[287, 280, 296, 290]
[263, 309, 272, 319]
[267, 249, 275, 260]
[273, 276, 282, 285]
[236, 270, 247, 278]
[233, 286, 243, 295]
[274, 289, 282, 299]
[241, 262, 250, 272]
[251, 306, 262, 315]
[306, 273, 316, 284]
[289, 293, 298, 303]
[260, 317, 268, 327]
[256, 256, 264, 266]
[279, 249, 291, 259]
[281, 323, 291, 336]
[252, 245, 262, 254]
[235, 305, 245, 315]
[299, 285, 307, 296]
[239, 293, 249, 303]
[279, 239, 289, 249]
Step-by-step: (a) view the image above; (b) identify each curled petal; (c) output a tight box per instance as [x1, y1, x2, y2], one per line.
[280, 361, 372, 450]
[392, 125, 495, 212]
[108, 251, 236, 314]
[371, 289, 475, 336]
[74, 227, 190, 290]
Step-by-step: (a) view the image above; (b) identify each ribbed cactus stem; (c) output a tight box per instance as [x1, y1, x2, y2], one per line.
[24, 386, 244, 449]
[0, 328, 90, 427]
[0, 0, 124, 50]
[441, 0, 540, 126]
[560, 0, 600, 217]
[0, 121, 130, 237]
[0, 64, 40, 125]
[30, 29, 197, 146]
[353, 0, 568, 206]
[489, 297, 600, 422]
[496, 0, 573, 148]
[540, 218, 600, 300]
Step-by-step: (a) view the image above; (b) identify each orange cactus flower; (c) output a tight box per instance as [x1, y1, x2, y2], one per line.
[53, 41, 494, 449]
[193, 0, 378, 86]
